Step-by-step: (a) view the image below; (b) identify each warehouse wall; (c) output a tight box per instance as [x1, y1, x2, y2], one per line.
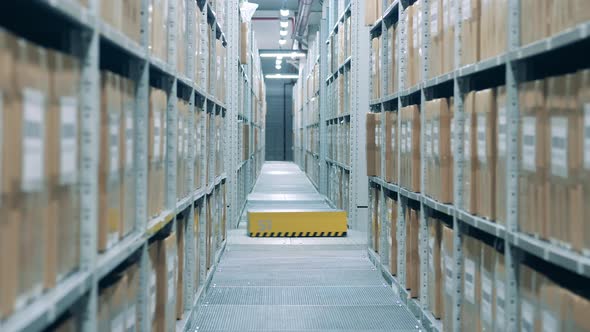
[264, 80, 294, 161]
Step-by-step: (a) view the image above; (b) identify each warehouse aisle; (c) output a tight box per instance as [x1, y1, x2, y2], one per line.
[192, 162, 421, 331]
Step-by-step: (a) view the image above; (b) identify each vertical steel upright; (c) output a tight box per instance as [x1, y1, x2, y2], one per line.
[319, 4, 329, 195]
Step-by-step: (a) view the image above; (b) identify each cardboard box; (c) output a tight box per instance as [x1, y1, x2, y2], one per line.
[148, 88, 166, 218]
[371, 187, 380, 253]
[98, 283, 114, 332]
[436, 98, 453, 203]
[99, 71, 122, 252]
[518, 80, 547, 239]
[441, 225, 454, 331]
[425, 104, 434, 198]
[110, 275, 127, 332]
[176, 0, 186, 75]
[120, 78, 135, 238]
[388, 197, 398, 275]
[0, 28, 17, 319]
[240, 22, 249, 64]
[565, 286, 590, 331]
[150, 0, 168, 62]
[475, 89, 497, 220]
[460, 0, 480, 66]
[405, 5, 416, 87]
[366, 113, 381, 177]
[101, 0, 122, 31]
[495, 88, 507, 225]
[126, 264, 140, 332]
[400, 105, 420, 192]
[371, 37, 380, 100]
[385, 112, 398, 183]
[578, 69, 590, 253]
[461, 234, 481, 331]
[389, 24, 398, 94]
[406, 207, 420, 298]
[365, 0, 378, 26]
[480, 243, 496, 331]
[176, 217, 185, 319]
[463, 91, 477, 213]
[547, 74, 583, 250]
[429, 0, 444, 78]
[519, 264, 545, 332]
[428, 218, 443, 318]
[148, 242, 159, 330]
[12, 38, 50, 308]
[154, 235, 177, 332]
[442, 0, 455, 74]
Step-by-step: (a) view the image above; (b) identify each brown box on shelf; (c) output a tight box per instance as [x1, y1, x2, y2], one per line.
[126, 263, 140, 331]
[441, 224, 454, 331]
[365, 0, 378, 26]
[98, 282, 114, 332]
[47, 50, 82, 290]
[176, 217, 185, 319]
[519, 264, 545, 332]
[429, 0, 443, 78]
[240, 22, 249, 64]
[495, 88, 507, 225]
[148, 88, 166, 219]
[494, 250, 506, 330]
[177, 98, 189, 200]
[193, 204, 201, 288]
[389, 24, 398, 94]
[156, 234, 177, 332]
[435, 98, 453, 203]
[400, 105, 420, 192]
[120, 78, 135, 239]
[176, 0, 187, 75]
[565, 285, 590, 331]
[405, 4, 416, 87]
[475, 89, 497, 220]
[461, 234, 481, 332]
[150, 0, 168, 62]
[578, 69, 590, 253]
[110, 274, 127, 331]
[424, 103, 434, 198]
[366, 113, 381, 177]
[99, 71, 122, 252]
[101, 0, 122, 31]
[388, 197, 398, 275]
[148, 242, 159, 330]
[460, 0, 480, 66]
[442, 0, 455, 74]
[370, 187, 379, 253]
[12, 39, 51, 307]
[371, 36, 380, 100]
[518, 80, 548, 239]
[480, 242, 496, 331]
[481, 0, 506, 60]
[548, 0, 590, 40]
[385, 111, 398, 183]
[406, 207, 420, 298]
[428, 218, 444, 319]
[463, 91, 477, 214]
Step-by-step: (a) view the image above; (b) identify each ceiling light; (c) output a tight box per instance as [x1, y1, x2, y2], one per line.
[280, 29, 288, 36]
[280, 20, 289, 28]
[276, 58, 282, 64]
[279, 38, 287, 45]
[266, 74, 299, 79]
[260, 52, 306, 58]
[275, 64, 282, 69]
[280, 9, 289, 17]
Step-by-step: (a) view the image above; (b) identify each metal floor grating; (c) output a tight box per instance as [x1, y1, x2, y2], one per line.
[191, 163, 421, 331]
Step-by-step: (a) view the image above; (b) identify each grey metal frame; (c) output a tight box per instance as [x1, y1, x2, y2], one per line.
[0, 0, 239, 331]
[365, 0, 590, 331]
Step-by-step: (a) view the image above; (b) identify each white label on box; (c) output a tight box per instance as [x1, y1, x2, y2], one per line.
[150, 273, 156, 318]
[450, 120, 455, 156]
[542, 310, 558, 332]
[111, 313, 125, 332]
[498, 107, 507, 156]
[22, 88, 46, 192]
[464, 258, 475, 303]
[167, 257, 176, 302]
[109, 112, 120, 176]
[464, 115, 471, 159]
[550, 117, 568, 178]
[178, 121, 184, 157]
[433, 120, 440, 158]
[59, 96, 78, 185]
[153, 111, 162, 162]
[431, 2, 439, 36]
[522, 116, 536, 172]
[444, 254, 453, 294]
[391, 126, 396, 152]
[521, 300, 535, 332]
[496, 279, 506, 329]
[584, 104, 590, 169]
[462, 0, 472, 21]
[401, 123, 407, 153]
[425, 120, 432, 158]
[407, 123, 413, 153]
[126, 305, 136, 330]
[481, 274, 493, 324]
[477, 115, 487, 163]
[125, 112, 134, 169]
[428, 237, 435, 272]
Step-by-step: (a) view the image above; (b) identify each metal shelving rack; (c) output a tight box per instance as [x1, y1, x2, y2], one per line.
[365, 1, 590, 332]
[0, 0, 253, 331]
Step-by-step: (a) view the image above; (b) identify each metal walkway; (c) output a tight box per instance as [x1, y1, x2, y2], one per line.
[192, 162, 421, 331]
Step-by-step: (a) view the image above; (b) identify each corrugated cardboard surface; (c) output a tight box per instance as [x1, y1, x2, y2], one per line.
[475, 89, 497, 220]
[428, 218, 443, 318]
[461, 235, 481, 331]
[463, 92, 477, 213]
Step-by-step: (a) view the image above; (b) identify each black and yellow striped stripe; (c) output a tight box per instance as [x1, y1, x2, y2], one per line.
[249, 232, 347, 237]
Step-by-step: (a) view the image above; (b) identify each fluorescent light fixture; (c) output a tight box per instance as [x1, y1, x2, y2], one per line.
[260, 52, 306, 58]
[280, 29, 288, 36]
[280, 20, 289, 28]
[279, 38, 287, 45]
[275, 64, 282, 69]
[266, 74, 299, 79]
[276, 58, 282, 63]
[280, 9, 289, 17]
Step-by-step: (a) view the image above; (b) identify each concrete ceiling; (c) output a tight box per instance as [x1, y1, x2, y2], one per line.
[248, 0, 322, 77]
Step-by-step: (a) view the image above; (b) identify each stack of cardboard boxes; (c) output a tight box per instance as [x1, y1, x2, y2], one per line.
[518, 71, 590, 253]
[521, 0, 590, 46]
[400, 105, 421, 192]
[148, 88, 167, 219]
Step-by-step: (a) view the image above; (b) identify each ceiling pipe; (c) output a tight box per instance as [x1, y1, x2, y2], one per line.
[294, 0, 313, 49]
